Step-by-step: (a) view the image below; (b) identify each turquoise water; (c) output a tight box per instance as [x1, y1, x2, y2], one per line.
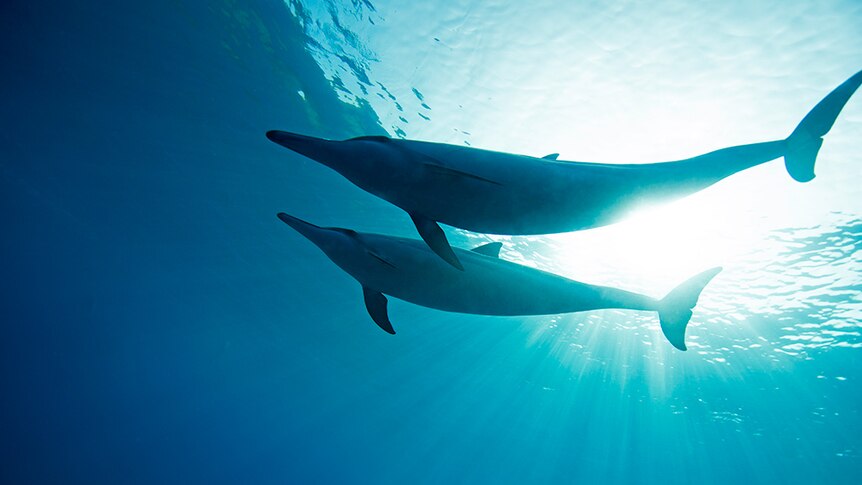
[2, 0, 861, 483]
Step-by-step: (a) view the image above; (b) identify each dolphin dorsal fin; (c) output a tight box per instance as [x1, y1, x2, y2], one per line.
[363, 287, 395, 334]
[471, 242, 502, 258]
[542, 153, 559, 160]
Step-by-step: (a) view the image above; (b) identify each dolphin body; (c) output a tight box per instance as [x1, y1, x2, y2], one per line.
[268, 70, 862, 269]
[277, 212, 721, 350]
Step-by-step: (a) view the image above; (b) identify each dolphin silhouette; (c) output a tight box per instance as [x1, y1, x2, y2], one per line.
[268, 70, 862, 269]
[277, 212, 721, 350]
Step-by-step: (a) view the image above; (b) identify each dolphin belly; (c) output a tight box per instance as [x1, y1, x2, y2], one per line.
[391, 271, 584, 315]
[382, 161, 654, 234]
[348, 238, 648, 316]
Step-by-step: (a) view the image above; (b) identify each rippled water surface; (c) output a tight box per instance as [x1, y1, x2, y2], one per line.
[2, 1, 861, 483]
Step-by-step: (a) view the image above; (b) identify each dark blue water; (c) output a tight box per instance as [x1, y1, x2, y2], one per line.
[2, 1, 861, 483]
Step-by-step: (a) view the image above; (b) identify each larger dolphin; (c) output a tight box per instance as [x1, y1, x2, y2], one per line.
[268, 70, 862, 269]
[277, 212, 721, 351]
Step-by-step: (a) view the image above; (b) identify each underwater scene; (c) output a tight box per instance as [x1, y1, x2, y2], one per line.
[2, 0, 861, 483]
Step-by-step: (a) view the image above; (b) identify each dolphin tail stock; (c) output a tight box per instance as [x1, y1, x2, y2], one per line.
[656, 267, 722, 351]
[784, 69, 862, 182]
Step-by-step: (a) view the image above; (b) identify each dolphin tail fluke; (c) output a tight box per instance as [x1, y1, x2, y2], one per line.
[785, 69, 862, 182]
[657, 267, 722, 351]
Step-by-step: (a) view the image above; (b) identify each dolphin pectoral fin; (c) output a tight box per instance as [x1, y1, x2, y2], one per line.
[785, 69, 862, 182]
[420, 162, 503, 186]
[470, 242, 503, 258]
[542, 153, 559, 160]
[363, 287, 395, 334]
[410, 214, 464, 271]
[391, 142, 503, 186]
[366, 250, 397, 269]
[348, 135, 391, 142]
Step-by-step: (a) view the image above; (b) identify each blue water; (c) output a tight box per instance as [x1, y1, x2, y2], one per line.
[2, 1, 861, 483]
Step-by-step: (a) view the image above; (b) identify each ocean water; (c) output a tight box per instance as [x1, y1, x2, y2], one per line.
[2, 0, 861, 483]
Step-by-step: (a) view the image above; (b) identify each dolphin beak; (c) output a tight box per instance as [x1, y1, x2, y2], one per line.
[277, 212, 330, 243]
[266, 130, 337, 163]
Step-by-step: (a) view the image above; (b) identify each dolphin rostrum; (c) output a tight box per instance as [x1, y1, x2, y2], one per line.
[268, 70, 862, 269]
[277, 212, 721, 350]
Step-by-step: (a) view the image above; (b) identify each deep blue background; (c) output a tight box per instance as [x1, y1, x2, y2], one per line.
[1, 1, 386, 482]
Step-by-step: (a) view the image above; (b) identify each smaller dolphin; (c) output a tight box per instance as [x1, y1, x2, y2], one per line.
[268, 70, 862, 269]
[277, 212, 721, 350]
